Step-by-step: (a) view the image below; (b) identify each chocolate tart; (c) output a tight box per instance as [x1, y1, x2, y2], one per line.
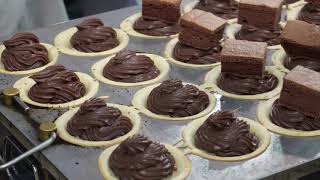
[13, 71, 99, 109]
[256, 96, 320, 137]
[0, 40, 59, 75]
[120, 13, 179, 39]
[225, 23, 283, 50]
[183, 0, 239, 24]
[98, 138, 191, 180]
[92, 52, 170, 87]
[55, 99, 141, 147]
[131, 81, 216, 121]
[203, 65, 284, 100]
[164, 37, 222, 69]
[54, 25, 129, 57]
[285, 1, 318, 23]
[181, 114, 271, 161]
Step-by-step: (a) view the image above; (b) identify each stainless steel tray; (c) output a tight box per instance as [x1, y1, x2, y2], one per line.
[0, 4, 320, 180]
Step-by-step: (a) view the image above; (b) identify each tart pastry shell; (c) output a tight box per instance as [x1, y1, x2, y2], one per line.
[120, 13, 179, 39]
[13, 72, 99, 109]
[271, 48, 290, 73]
[91, 53, 170, 87]
[131, 83, 216, 121]
[202, 65, 284, 100]
[55, 102, 141, 147]
[0, 43, 59, 75]
[256, 96, 320, 137]
[54, 27, 129, 57]
[182, 116, 271, 161]
[98, 144, 191, 180]
[164, 37, 221, 69]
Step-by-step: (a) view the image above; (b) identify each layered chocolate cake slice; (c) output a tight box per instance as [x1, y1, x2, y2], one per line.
[133, 0, 182, 36]
[217, 40, 278, 95]
[236, 0, 283, 46]
[270, 66, 320, 131]
[173, 9, 227, 64]
[280, 20, 320, 71]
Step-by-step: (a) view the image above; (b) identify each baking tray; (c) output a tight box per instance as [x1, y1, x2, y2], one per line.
[0, 3, 320, 180]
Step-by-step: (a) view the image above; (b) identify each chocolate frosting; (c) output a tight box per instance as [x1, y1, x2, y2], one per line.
[298, 3, 320, 25]
[284, 0, 299, 4]
[67, 98, 133, 141]
[109, 135, 175, 180]
[195, 111, 259, 157]
[147, 79, 210, 117]
[236, 25, 281, 46]
[133, 17, 181, 36]
[270, 99, 320, 131]
[217, 73, 278, 95]
[195, 0, 238, 20]
[103, 50, 160, 83]
[284, 56, 320, 72]
[1, 32, 49, 71]
[70, 18, 119, 52]
[173, 42, 222, 64]
[28, 65, 86, 104]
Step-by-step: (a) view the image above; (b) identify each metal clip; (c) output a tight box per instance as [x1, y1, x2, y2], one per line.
[1, 87, 30, 113]
[0, 122, 57, 171]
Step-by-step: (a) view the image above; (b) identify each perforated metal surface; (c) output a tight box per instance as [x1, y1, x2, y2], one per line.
[0, 4, 320, 180]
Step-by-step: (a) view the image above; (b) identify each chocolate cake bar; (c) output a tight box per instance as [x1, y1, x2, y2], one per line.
[221, 40, 268, 77]
[179, 9, 226, 50]
[279, 66, 320, 118]
[280, 20, 320, 59]
[142, 0, 182, 23]
[238, 0, 284, 30]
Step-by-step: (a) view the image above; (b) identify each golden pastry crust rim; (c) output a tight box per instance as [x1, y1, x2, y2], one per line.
[0, 43, 59, 75]
[55, 102, 142, 147]
[120, 13, 179, 39]
[164, 37, 221, 69]
[98, 144, 191, 180]
[13, 72, 99, 109]
[256, 96, 320, 137]
[91, 53, 170, 87]
[182, 116, 271, 161]
[131, 82, 216, 121]
[202, 65, 284, 100]
[54, 27, 129, 57]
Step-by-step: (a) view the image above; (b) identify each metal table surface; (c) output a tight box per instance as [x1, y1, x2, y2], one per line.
[1, 3, 320, 180]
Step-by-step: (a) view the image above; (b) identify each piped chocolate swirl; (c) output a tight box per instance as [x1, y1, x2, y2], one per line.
[133, 17, 181, 36]
[109, 135, 175, 180]
[70, 18, 119, 52]
[1, 32, 49, 71]
[298, 3, 320, 25]
[103, 50, 160, 83]
[28, 65, 86, 104]
[147, 79, 209, 117]
[195, 111, 259, 157]
[194, 0, 238, 20]
[67, 98, 133, 141]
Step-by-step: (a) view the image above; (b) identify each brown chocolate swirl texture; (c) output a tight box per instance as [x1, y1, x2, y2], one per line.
[109, 135, 175, 180]
[1, 32, 49, 71]
[284, 56, 320, 72]
[133, 17, 181, 36]
[67, 98, 133, 141]
[298, 3, 320, 25]
[195, 0, 238, 20]
[195, 111, 259, 156]
[28, 65, 86, 104]
[217, 73, 278, 95]
[173, 42, 222, 64]
[236, 25, 281, 46]
[284, 0, 299, 4]
[270, 99, 320, 131]
[103, 50, 160, 83]
[70, 18, 119, 52]
[147, 79, 209, 117]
